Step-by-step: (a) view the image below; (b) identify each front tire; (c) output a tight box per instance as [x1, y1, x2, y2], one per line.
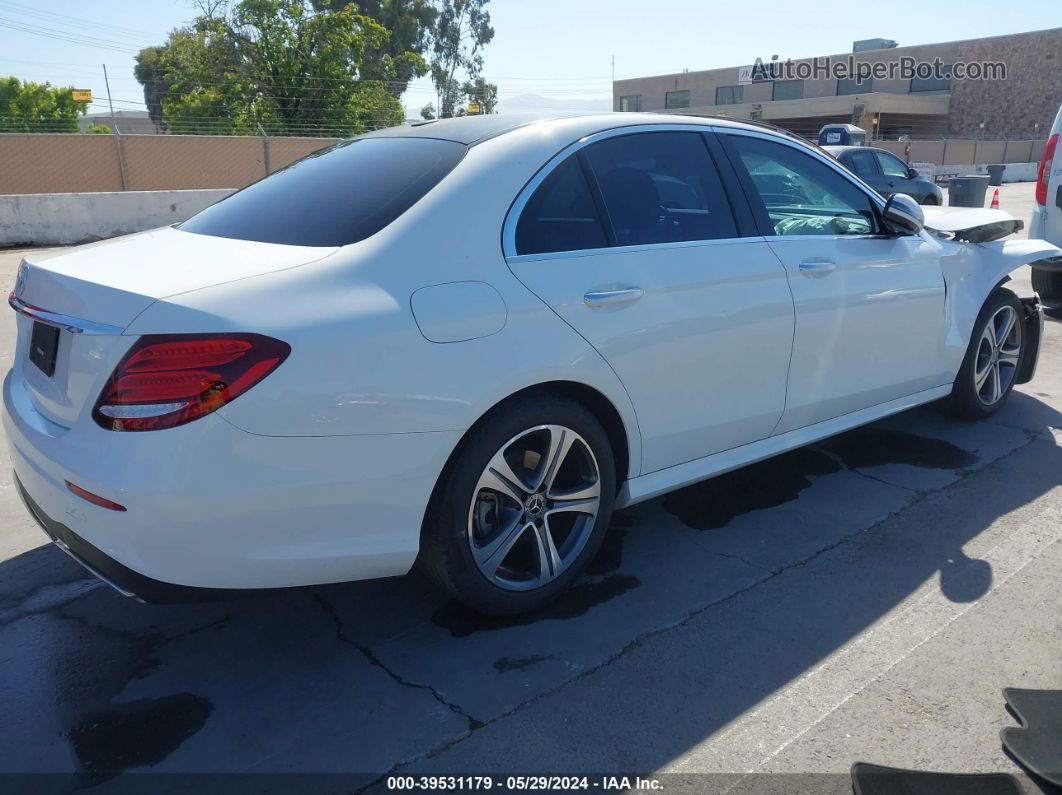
[1031, 266, 1062, 302]
[942, 289, 1025, 419]
[420, 395, 616, 615]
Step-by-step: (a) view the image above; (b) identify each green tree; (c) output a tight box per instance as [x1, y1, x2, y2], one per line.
[0, 77, 86, 133]
[134, 0, 424, 136]
[85, 122, 113, 134]
[430, 0, 494, 118]
[462, 76, 496, 114]
[309, 0, 435, 98]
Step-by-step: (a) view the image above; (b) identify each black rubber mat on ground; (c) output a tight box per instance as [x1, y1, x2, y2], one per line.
[1001, 687, 1062, 787]
[851, 762, 1022, 795]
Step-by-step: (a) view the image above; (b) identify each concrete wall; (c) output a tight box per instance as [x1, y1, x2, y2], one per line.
[0, 189, 234, 246]
[0, 134, 340, 195]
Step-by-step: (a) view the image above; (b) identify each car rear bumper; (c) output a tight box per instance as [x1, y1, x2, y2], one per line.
[4, 368, 461, 594]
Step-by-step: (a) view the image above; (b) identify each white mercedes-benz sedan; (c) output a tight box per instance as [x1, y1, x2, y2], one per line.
[5, 113, 1060, 614]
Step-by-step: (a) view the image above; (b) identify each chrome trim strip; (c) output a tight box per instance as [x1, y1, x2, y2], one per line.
[501, 122, 889, 261]
[8, 295, 125, 335]
[506, 235, 768, 265]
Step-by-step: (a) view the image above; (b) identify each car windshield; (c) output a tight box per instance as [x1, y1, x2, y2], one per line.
[180, 137, 467, 247]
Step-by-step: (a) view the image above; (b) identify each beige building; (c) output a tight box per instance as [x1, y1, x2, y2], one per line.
[613, 28, 1062, 140]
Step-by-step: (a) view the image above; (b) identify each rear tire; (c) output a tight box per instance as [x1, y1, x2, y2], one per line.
[941, 289, 1025, 419]
[419, 395, 616, 615]
[1031, 266, 1062, 302]
[921, 195, 939, 206]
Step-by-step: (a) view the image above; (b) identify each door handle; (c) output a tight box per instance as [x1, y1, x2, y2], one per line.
[798, 261, 837, 276]
[583, 287, 644, 306]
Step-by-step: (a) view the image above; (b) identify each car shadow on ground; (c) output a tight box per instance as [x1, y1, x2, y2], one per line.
[0, 392, 1060, 790]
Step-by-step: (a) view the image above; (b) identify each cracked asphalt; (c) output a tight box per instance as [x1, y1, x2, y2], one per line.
[2, 183, 1060, 793]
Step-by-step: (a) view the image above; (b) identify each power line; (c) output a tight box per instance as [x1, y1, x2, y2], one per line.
[0, 18, 142, 54]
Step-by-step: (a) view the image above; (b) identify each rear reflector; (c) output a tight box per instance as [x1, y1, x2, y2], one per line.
[66, 481, 127, 511]
[93, 333, 290, 431]
[1035, 134, 1058, 207]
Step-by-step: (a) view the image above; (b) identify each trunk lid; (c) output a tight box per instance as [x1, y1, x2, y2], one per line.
[11, 227, 336, 428]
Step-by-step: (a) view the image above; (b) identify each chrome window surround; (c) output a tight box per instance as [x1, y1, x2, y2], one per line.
[501, 123, 891, 262]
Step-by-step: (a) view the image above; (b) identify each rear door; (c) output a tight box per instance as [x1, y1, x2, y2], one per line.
[720, 131, 949, 434]
[505, 128, 795, 475]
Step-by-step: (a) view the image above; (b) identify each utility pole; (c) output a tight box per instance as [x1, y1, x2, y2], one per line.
[103, 64, 128, 191]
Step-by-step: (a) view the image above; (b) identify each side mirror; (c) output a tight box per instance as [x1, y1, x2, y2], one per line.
[907, 167, 921, 180]
[882, 193, 924, 236]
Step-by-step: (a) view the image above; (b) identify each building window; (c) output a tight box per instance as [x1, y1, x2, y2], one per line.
[772, 80, 804, 101]
[665, 90, 690, 110]
[619, 94, 642, 112]
[910, 67, 951, 92]
[837, 76, 873, 96]
[715, 85, 743, 105]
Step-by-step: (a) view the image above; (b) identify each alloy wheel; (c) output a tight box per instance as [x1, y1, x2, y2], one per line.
[467, 424, 601, 591]
[973, 304, 1021, 406]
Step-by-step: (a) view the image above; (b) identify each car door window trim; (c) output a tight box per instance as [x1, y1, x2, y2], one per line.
[714, 128, 888, 239]
[502, 123, 749, 261]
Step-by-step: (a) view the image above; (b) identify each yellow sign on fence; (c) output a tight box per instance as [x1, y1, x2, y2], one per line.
[467, 101, 481, 115]
[72, 90, 93, 103]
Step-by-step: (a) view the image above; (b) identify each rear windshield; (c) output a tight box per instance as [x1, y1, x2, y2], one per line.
[180, 137, 466, 247]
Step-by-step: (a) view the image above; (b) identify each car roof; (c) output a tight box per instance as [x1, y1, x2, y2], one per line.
[823, 145, 894, 157]
[361, 112, 805, 147]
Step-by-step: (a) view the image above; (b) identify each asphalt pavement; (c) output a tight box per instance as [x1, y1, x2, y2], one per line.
[0, 181, 1059, 793]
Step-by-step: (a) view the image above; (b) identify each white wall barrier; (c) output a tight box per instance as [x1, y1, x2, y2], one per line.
[0, 189, 235, 246]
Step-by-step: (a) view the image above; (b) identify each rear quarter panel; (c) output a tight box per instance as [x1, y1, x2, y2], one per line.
[123, 126, 645, 476]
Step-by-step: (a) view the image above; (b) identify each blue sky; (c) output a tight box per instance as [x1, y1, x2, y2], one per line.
[0, 0, 1057, 116]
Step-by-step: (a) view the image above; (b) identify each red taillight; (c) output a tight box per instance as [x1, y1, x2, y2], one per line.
[1035, 133, 1058, 206]
[93, 333, 290, 431]
[66, 481, 126, 511]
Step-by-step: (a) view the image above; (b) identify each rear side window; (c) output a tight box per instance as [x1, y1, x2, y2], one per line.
[583, 132, 737, 246]
[180, 138, 466, 247]
[847, 149, 879, 178]
[515, 156, 608, 255]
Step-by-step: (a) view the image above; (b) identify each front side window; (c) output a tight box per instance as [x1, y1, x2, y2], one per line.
[180, 138, 466, 247]
[665, 90, 690, 110]
[515, 156, 608, 255]
[715, 85, 743, 105]
[726, 135, 879, 236]
[583, 132, 737, 246]
[620, 94, 642, 112]
[875, 151, 909, 178]
[847, 149, 880, 178]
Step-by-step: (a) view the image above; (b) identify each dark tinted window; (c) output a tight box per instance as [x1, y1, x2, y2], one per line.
[847, 149, 880, 177]
[911, 66, 951, 92]
[772, 80, 804, 101]
[515, 156, 608, 255]
[584, 132, 737, 246]
[180, 138, 466, 247]
[665, 90, 690, 109]
[837, 76, 872, 95]
[716, 85, 743, 105]
[727, 135, 879, 236]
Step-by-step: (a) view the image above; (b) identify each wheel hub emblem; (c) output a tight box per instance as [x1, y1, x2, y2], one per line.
[525, 493, 546, 518]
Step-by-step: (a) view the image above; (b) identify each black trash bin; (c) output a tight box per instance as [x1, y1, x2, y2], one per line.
[948, 175, 991, 207]
[986, 164, 1006, 186]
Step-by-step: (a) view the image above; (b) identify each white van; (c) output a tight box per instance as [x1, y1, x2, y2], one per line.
[1030, 103, 1062, 299]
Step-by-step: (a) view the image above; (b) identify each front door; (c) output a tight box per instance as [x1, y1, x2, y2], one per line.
[721, 132, 949, 434]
